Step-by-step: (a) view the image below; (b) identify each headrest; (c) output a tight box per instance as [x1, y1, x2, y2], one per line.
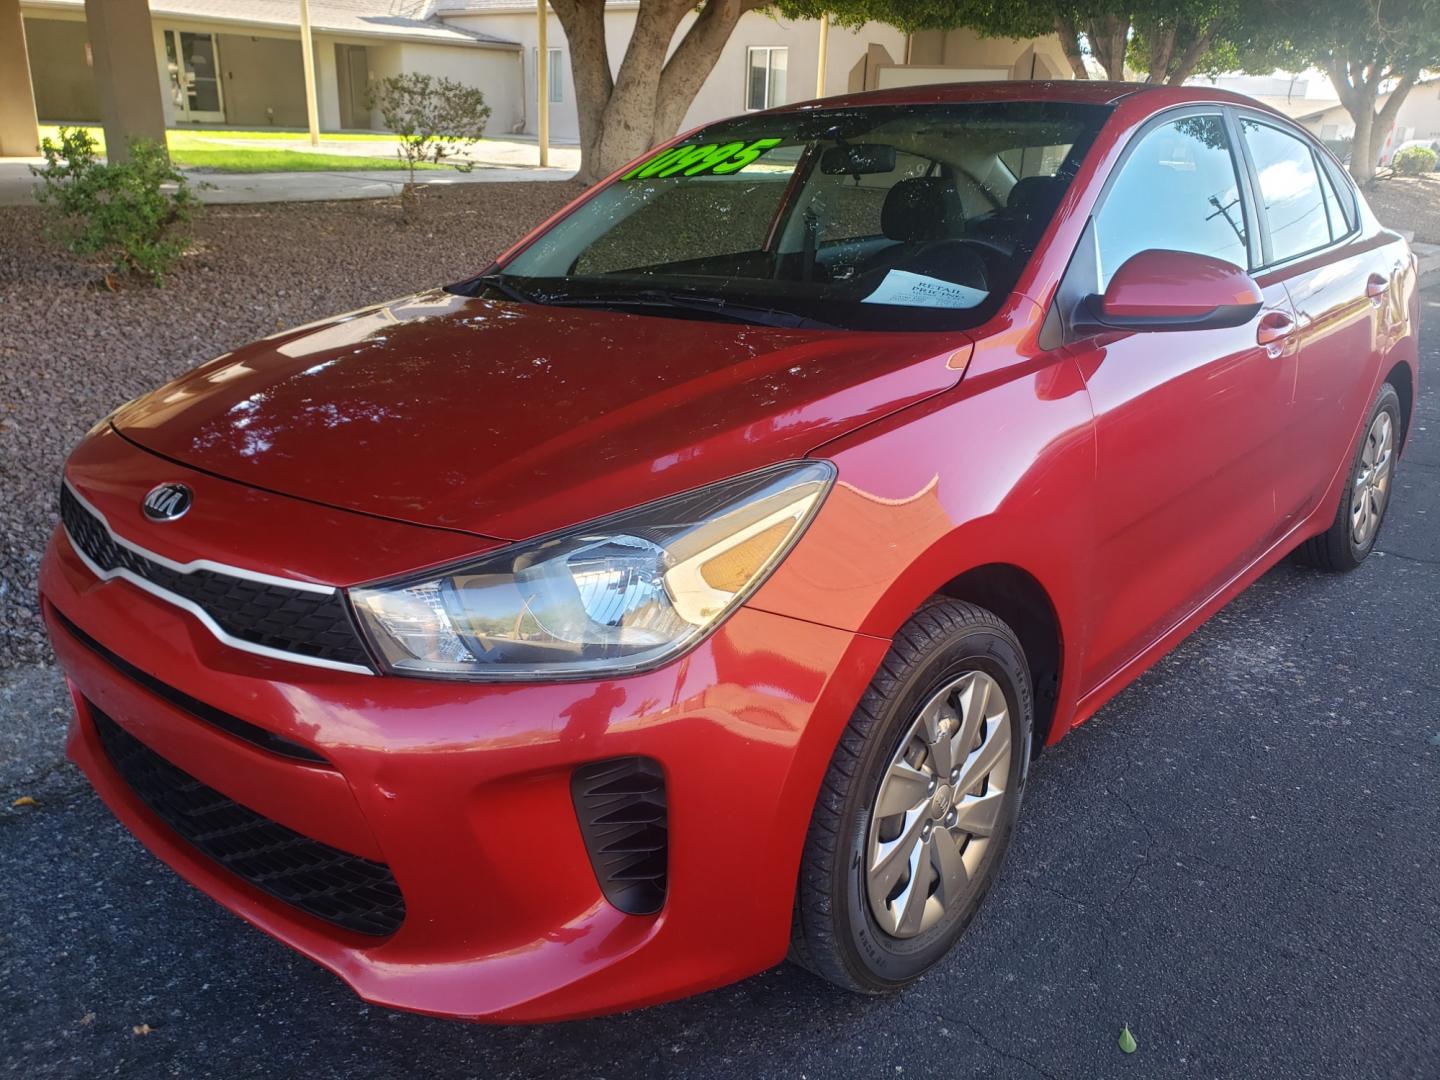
[881, 177, 965, 242]
[1007, 175, 1065, 221]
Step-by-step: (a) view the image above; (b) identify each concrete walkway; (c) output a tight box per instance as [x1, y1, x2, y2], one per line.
[0, 156, 576, 206]
[169, 131, 580, 167]
[1415, 240, 1440, 282]
[0, 133, 580, 205]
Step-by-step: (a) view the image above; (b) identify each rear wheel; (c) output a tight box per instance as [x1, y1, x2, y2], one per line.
[790, 600, 1032, 993]
[1297, 383, 1401, 572]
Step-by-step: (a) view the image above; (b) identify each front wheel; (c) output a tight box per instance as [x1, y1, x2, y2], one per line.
[1296, 382, 1402, 572]
[790, 600, 1033, 993]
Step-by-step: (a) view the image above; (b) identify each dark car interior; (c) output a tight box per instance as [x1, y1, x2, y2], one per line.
[595, 141, 1080, 303]
[480, 102, 1109, 331]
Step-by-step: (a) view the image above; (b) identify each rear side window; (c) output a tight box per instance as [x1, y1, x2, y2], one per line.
[1094, 114, 1249, 288]
[1316, 157, 1353, 239]
[1321, 156, 1357, 233]
[1239, 118, 1332, 262]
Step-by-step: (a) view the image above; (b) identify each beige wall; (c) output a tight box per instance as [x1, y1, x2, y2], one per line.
[21, 5, 514, 134]
[1394, 82, 1440, 141]
[23, 15, 98, 121]
[444, 9, 578, 138]
[1300, 87, 1440, 146]
[394, 41, 522, 138]
[443, 7, 908, 142]
[215, 34, 307, 127]
[895, 28, 1069, 84]
[678, 11, 907, 129]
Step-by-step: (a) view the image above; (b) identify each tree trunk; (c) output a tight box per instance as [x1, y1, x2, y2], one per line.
[1165, 26, 1215, 86]
[1370, 70, 1420, 173]
[549, 0, 611, 177]
[1083, 14, 1131, 81]
[1352, 106, 1376, 183]
[1053, 15, 1090, 79]
[1135, 19, 1176, 84]
[652, 0, 758, 138]
[554, 0, 767, 184]
[1321, 53, 1420, 184]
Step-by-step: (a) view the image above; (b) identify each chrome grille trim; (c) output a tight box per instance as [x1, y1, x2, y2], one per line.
[60, 479, 375, 676]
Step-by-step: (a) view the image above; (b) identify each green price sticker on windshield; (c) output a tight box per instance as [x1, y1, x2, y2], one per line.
[621, 138, 784, 181]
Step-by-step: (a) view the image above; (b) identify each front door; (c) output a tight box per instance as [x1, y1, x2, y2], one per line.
[164, 30, 225, 124]
[1063, 110, 1303, 692]
[336, 44, 371, 129]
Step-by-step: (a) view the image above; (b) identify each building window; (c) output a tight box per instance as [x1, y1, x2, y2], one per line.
[746, 46, 787, 111]
[534, 47, 563, 103]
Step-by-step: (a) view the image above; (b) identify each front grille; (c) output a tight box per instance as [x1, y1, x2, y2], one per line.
[53, 605, 330, 766]
[60, 484, 374, 670]
[92, 706, 405, 936]
[571, 757, 668, 916]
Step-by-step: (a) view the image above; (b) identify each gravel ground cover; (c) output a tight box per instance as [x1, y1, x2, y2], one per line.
[0, 181, 584, 668]
[1367, 173, 1440, 243]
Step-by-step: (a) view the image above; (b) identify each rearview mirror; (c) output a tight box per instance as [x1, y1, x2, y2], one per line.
[819, 144, 897, 176]
[1088, 249, 1263, 332]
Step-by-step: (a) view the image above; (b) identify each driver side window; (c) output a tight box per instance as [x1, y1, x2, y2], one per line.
[1095, 114, 1249, 289]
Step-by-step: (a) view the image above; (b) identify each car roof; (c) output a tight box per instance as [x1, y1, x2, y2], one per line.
[773, 79, 1282, 116]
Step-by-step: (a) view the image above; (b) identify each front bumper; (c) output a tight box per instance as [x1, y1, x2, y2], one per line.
[41, 465, 888, 1022]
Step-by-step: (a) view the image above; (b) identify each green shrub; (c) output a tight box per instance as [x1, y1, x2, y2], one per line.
[1392, 144, 1438, 176]
[365, 73, 491, 218]
[32, 127, 197, 285]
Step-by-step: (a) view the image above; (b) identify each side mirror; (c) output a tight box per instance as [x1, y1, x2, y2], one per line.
[1088, 249, 1263, 332]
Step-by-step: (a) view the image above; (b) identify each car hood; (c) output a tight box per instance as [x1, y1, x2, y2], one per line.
[113, 290, 970, 540]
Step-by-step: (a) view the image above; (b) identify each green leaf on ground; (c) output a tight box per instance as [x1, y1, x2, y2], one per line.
[1118, 1025, 1138, 1054]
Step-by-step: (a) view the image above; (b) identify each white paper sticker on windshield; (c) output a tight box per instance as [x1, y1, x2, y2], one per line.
[861, 270, 988, 309]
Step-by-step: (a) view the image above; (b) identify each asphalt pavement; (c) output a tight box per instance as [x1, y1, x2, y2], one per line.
[2, 295, 1438, 1079]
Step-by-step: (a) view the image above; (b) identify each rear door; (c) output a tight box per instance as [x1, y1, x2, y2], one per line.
[1052, 109, 1302, 692]
[1234, 113, 1401, 513]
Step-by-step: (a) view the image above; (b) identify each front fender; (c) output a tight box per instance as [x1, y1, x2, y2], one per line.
[746, 344, 1098, 742]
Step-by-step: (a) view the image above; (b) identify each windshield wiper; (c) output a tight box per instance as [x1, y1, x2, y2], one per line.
[544, 288, 837, 330]
[472, 274, 546, 306]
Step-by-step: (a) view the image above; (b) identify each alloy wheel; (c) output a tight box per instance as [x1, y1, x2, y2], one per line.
[1351, 410, 1395, 548]
[865, 670, 1012, 938]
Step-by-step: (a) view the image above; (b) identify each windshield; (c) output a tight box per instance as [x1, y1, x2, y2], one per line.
[487, 101, 1109, 332]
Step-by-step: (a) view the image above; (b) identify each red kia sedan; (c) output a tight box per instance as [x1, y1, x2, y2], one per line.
[42, 82, 1418, 1022]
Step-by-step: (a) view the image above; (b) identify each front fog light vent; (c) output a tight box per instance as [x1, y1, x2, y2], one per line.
[571, 757, 668, 916]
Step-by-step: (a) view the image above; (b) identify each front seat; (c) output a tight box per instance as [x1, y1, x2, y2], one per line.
[879, 176, 967, 243]
[1005, 175, 1066, 227]
[858, 177, 987, 291]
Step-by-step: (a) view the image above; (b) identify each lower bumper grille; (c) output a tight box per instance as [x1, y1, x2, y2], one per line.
[91, 706, 405, 937]
[571, 757, 668, 916]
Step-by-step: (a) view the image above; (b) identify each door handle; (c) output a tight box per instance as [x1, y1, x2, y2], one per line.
[1366, 274, 1388, 301]
[1256, 311, 1295, 347]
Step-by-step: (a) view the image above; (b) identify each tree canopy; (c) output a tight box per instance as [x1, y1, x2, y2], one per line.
[1237, 0, 1440, 181]
[550, 0, 1437, 184]
[779, 0, 1248, 83]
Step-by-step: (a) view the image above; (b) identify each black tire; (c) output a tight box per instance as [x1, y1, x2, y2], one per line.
[1296, 382, 1402, 572]
[790, 599, 1033, 994]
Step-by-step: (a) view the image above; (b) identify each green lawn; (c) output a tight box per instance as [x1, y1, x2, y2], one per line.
[171, 128, 397, 142]
[36, 125, 444, 173]
[171, 148, 433, 173]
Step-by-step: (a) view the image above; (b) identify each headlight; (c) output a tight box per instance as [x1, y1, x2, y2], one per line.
[350, 461, 835, 680]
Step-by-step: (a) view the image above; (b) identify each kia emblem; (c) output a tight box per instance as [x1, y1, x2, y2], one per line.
[142, 483, 193, 522]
